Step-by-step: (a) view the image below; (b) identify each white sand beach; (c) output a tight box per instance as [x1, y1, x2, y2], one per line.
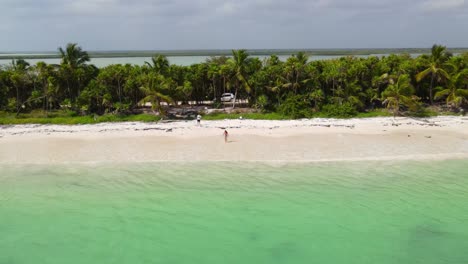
[0, 116, 467, 164]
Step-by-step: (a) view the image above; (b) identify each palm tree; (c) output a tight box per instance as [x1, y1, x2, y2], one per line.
[46, 76, 60, 111]
[138, 73, 174, 114]
[265, 54, 281, 66]
[11, 59, 30, 72]
[207, 63, 220, 102]
[321, 60, 340, 97]
[34, 62, 53, 113]
[176, 80, 193, 105]
[97, 64, 127, 106]
[58, 43, 90, 105]
[434, 69, 468, 109]
[145, 55, 170, 75]
[382, 74, 417, 117]
[9, 59, 30, 114]
[10, 72, 29, 115]
[309, 89, 324, 109]
[229, 49, 252, 108]
[416, 44, 452, 104]
[276, 52, 311, 95]
[59, 43, 90, 69]
[219, 64, 232, 94]
[371, 72, 398, 108]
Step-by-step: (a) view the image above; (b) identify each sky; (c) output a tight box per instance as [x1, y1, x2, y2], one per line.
[0, 0, 467, 51]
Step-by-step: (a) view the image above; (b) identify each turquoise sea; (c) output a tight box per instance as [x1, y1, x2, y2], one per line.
[1, 160, 468, 264]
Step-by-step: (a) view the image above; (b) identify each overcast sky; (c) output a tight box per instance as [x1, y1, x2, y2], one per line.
[1, 0, 467, 51]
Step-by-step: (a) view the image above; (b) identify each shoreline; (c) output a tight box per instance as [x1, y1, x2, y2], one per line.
[1, 117, 467, 164]
[1, 154, 467, 166]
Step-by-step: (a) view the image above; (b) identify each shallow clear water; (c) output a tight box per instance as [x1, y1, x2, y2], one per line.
[1, 160, 468, 264]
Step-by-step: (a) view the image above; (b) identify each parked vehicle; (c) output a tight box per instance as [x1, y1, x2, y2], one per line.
[220, 93, 235, 102]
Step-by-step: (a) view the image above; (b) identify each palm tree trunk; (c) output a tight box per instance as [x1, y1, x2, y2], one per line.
[16, 86, 20, 115]
[232, 87, 237, 109]
[212, 78, 216, 101]
[118, 80, 122, 104]
[332, 79, 335, 96]
[43, 80, 48, 115]
[66, 79, 72, 106]
[77, 77, 82, 99]
[430, 73, 434, 105]
[295, 73, 299, 95]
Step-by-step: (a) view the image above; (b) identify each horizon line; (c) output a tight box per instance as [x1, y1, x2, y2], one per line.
[2, 47, 468, 54]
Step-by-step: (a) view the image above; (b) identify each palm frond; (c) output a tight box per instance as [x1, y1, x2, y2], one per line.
[154, 92, 174, 104]
[436, 68, 450, 80]
[236, 72, 251, 93]
[416, 68, 432, 82]
[434, 89, 451, 100]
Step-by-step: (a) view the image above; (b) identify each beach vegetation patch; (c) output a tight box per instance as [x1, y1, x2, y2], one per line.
[319, 103, 358, 118]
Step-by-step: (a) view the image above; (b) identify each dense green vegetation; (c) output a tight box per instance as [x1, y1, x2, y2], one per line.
[0, 43, 467, 124]
[0, 111, 160, 125]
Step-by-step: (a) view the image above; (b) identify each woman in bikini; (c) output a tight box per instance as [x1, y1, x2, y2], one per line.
[223, 130, 229, 143]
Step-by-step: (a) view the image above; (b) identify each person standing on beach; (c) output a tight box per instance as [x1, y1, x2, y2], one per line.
[224, 130, 229, 143]
[196, 114, 201, 126]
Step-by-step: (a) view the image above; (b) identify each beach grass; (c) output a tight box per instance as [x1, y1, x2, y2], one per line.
[0, 108, 460, 125]
[203, 109, 393, 120]
[309, 109, 392, 119]
[203, 112, 289, 120]
[0, 111, 160, 125]
[355, 110, 393, 118]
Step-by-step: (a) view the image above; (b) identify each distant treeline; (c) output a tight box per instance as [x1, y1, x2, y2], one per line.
[0, 43, 467, 118]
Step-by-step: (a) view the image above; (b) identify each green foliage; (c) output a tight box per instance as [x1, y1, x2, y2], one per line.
[277, 95, 312, 119]
[203, 112, 287, 120]
[0, 44, 466, 124]
[59, 43, 90, 68]
[407, 106, 439, 117]
[415, 44, 452, 104]
[145, 55, 170, 75]
[254, 94, 269, 111]
[7, 98, 17, 112]
[138, 72, 175, 113]
[0, 111, 160, 125]
[309, 89, 324, 109]
[320, 103, 358, 118]
[355, 109, 392, 118]
[212, 100, 223, 109]
[381, 74, 418, 116]
[434, 69, 468, 108]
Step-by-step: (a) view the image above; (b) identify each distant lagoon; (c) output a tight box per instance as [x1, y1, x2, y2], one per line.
[0, 54, 425, 68]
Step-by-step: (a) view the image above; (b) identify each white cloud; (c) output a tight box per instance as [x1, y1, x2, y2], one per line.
[216, 2, 238, 15]
[68, 0, 120, 14]
[0, 0, 467, 50]
[421, 0, 465, 11]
